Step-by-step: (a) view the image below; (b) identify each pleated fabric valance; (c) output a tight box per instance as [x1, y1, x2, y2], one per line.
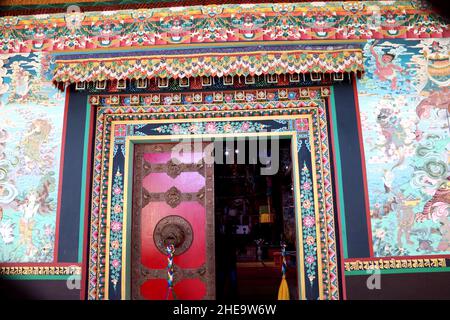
[52, 46, 364, 87]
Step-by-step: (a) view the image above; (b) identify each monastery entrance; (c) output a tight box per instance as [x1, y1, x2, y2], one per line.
[49, 43, 363, 299]
[72, 64, 347, 299]
[214, 138, 298, 300]
[130, 138, 299, 300]
[88, 81, 340, 300]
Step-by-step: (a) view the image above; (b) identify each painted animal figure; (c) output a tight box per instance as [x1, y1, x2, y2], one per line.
[417, 239, 434, 253]
[375, 108, 412, 169]
[416, 87, 450, 119]
[421, 179, 450, 219]
[416, 178, 450, 252]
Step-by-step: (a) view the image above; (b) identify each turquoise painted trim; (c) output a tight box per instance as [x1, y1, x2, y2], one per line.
[345, 267, 450, 276]
[124, 141, 135, 300]
[78, 102, 91, 263]
[0, 274, 80, 280]
[330, 86, 348, 259]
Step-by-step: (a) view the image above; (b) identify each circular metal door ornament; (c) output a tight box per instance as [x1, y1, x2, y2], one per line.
[153, 215, 193, 255]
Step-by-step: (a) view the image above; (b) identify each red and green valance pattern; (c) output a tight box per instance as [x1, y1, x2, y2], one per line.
[52, 48, 364, 85]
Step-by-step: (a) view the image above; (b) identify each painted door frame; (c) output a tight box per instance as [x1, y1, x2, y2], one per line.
[84, 88, 340, 300]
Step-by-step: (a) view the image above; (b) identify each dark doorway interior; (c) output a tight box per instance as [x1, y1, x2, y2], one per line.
[214, 138, 298, 300]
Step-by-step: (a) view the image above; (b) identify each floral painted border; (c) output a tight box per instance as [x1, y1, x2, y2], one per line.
[88, 87, 329, 108]
[87, 91, 338, 300]
[154, 121, 267, 135]
[301, 162, 318, 285]
[107, 115, 321, 299]
[89, 107, 336, 300]
[109, 169, 124, 288]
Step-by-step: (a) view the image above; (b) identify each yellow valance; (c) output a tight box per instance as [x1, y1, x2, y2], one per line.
[52, 48, 364, 86]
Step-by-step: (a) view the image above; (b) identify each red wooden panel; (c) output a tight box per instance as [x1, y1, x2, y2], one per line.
[132, 144, 214, 300]
[140, 279, 168, 300]
[141, 279, 207, 300]
[144, 151, 205, 164]
[173, 279, 207, 300]
[141, 201, 206, 269]
[143, 172, 205, 193]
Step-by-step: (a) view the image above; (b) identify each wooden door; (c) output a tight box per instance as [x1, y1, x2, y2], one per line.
[131, 143, 215, 300]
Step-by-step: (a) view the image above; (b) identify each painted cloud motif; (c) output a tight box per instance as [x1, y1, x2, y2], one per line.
[0, 52, 64, 262]
[358, 39, 450, 257]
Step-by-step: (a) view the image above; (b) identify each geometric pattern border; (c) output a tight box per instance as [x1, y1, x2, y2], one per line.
[0, 266, 82, 275]
[88, 87, 331, 107]
[344, 258, 447, 271]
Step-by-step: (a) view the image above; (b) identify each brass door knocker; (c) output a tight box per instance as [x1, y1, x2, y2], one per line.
[153, 215, 193, 255]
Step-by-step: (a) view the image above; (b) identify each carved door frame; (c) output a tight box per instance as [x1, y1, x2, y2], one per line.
[88, 97, 340, 300]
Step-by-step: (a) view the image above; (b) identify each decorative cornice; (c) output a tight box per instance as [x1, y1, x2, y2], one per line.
[0, 1, 448, 54]
[0, 265, 82, 276]
[52, 47, 364, 85]
[344, 258, 447, 271]
[87, 87, 330, 109]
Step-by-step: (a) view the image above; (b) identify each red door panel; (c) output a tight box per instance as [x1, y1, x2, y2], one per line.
[131, 143, 215, 300]
[141, 201, 206, 269]
[140, 279, 207, 300]
[143, 172, 206, 193]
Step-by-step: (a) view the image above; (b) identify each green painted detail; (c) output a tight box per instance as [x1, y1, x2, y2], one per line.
[330, 86, 348, 259]
[345, 266, 450, 276]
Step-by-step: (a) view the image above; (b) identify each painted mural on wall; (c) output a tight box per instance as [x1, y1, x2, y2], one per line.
[0, 52, 64, 262]
[358, 39, 450, 257]
[0, 1, 448, 54]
